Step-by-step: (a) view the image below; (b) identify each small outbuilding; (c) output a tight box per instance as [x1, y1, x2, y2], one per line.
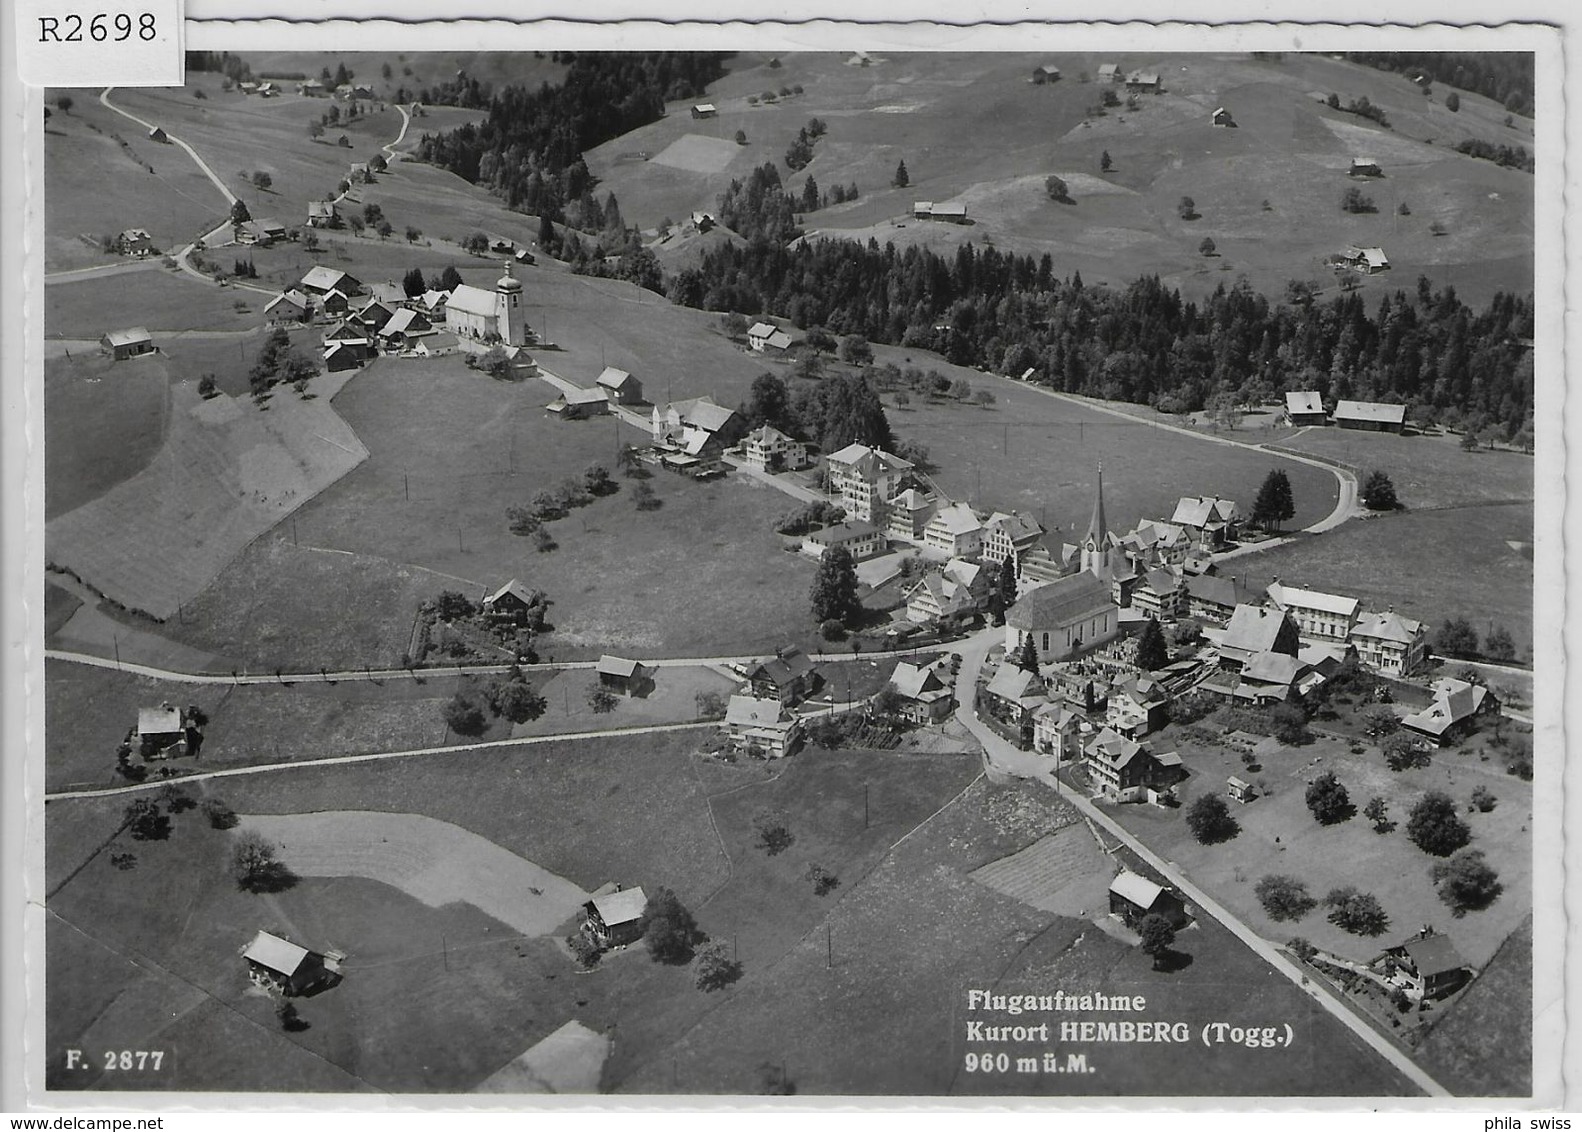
[1108, 871, 1190, 929]
[583, 887, 648, 948]
[1211, 107, 1236, 127]
[596, 655, 653, 697]
[1227, 775, 1255, 803]
[546, 386, 611, 419]
[690, 103, 718, 119]
[1349, 157, 1383, 178]
[100, 327, 155, 360]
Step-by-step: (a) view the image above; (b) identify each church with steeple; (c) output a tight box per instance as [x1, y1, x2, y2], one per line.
[444, 260, 529, 346]
[1080, 462, 1119, 585]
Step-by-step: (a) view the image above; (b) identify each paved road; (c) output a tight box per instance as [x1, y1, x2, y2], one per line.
[45, 259, 163, 285]
[950, 630, 1449, 1098]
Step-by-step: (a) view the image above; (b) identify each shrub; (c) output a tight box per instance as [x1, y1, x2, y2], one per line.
[442, 691, 488, 736]
[202, 798, 239, 829]
[1255, 875, 1317, 921]
[805, 863, 840, 896]
[753, 808, 795, 855]
[567, 932, 602, 968]
[1469, 785, 1496, 812]
[1288, 936, 1318, 962]
[1384, 732, 1432, 771]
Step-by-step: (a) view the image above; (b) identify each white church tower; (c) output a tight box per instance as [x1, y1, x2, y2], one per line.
[1081, 461, 1114, 586]
[496, 260, 526, 346]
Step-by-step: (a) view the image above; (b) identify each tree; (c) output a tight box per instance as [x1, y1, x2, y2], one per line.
[1470, 784, 1496, 812]
[838, 335, 873, 365]
[1199, 237, 1217, 257]
[55, 94, 75, 114]
[1384, 731, 1431, 771]
[1251, 468, 1295, 531]
[231, 831, 295, 892]
[405, 225, 423, 243]
[1132, 617, 1170, 673]
[640, 887, 702, 964]
[1045, 175, 1071, 202]
[892, 159, 909, 188]
[402, 266, 427, 297]
[734, 129, 747, 145]
[123, 799, 170, 841]
[1324, 887, 1390, 935]
[1406, 790, 1472, 856]
[1435, 617, 1480, 659]
[251, 171, 273, 190]
[1445, 91, 1461, 112]
[434, 590, 475, 620]
[810, 545, 859, 625]
[1178, 196, 1196, 220]
[1014, 633, 1041, 677]
[587, 683, 618, 714]
[1268, 702, 1312, 746]
[346, 213, 365, 235]
[1364, 796, 1394, 833]
[1255, 875, 1317, 921]
[997, 554, 1018, 610]
[1305, 772, 1354, 825]
[632, 480, 661, 511]
[197, 374, 217, 398]
[1136, 914, 1177, 970]
[438, 265, 464, 292]
[1341, 186, 1377, 213]
[1432, 849, 1502, 915]
[693, 940, 743, 991]
[1484, 625, 1517, 661]
[443, 690, 488, 736]
[462, 231, 489, 255]
[1360, 469, 1399, 510]
[1460, 427, 1481, 451]
[1185, 793, 1239, 844]
[230, 199, 252, 225]
[694, 690, 726, 720]
[493, 678, 547, 723]
[1362, 706, 1400, 738]
[375, 219, 394, 240]
[1100, 150, 1113, 172]
[202, 798, 239, 829]
[753, 808, 795, 855]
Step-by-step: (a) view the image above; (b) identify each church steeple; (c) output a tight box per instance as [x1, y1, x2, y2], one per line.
[1085, 461, 1108, 547]
[1081, 462, 1113, 584]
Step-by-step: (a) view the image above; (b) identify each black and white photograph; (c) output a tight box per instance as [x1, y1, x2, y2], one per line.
[4, 12, 1569, 1112]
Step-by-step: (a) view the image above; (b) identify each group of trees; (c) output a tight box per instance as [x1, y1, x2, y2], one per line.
[1343, 51, 1535, 116]
[1325, 92, 1391, 128]
[248, 327, 317, 396]
[1454, 137, 1536, 174]
[443, 666, 549, 735]
[783, 117, 827, 171]
[1434, 616, 1518, 662]
[507, 464, 620, 549]
[736, 369, 895, 456]
[1250, 469, 1296, 531]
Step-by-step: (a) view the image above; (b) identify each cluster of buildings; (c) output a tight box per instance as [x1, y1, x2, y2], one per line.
[1282, 390, 1407, 431]
[1094, 63, 1162, 92]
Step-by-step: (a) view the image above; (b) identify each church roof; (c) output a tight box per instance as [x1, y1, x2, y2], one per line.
[446, 283, 500, 318]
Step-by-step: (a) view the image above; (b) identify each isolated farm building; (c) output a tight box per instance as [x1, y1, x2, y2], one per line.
[297, 79, 326, 96]
[299, 265, 363, 298]
[690, 103, 718, 118]
[1215, 604, 1300, 671]
[923, 503, 987, 559]
[116, 228, 153, 256]
[322, 340, 368, 372]
[905, 557, 990, 623]
[546, 386, 610, 420]
[1097, 63, 1120, 81]
[826, 443, 914, 523]
[1226, 775, 1255, 803]
[1377, 930, 1471, 1001]
[242, 931, 331, 996]
[913, 201, 968, 223]
[980, 510, 1046, 572]
[739, 425, 808, 472]
[482, 579, 539, 623]
[514, 248, 536, 266]
[1032, 702, 1083, 760]
[264, 289, 313, 327]
[1211, 106, 1236, 127]
[723, 695, 803, 758]
[348, 161, 371, 181]
[446, 262, 528, 346]
[1109, 872, 1188, 927]
[1283, 389, 1327, 426]
[135, 703, 194, 758]
[1085, 729, 1181, 803]
[802, 520, 885, 562]
[886, 488, 938, 540]
[1265, 581, 1361, 642]
[147, 126, 168, 143]
[582, 887, 648, 948]
[745, 646, 821, 706]
[980, 664, 1047, 738]
[1333, 399, 1407, 432]
[255, 217, 289, 243]
[100, 327, 154, 360]
[1349, 610, 1429, 676]
[1349, 157, 1383, 177]
[1402, 677, 1500, 744]
[596, 655, 653, 697]
[689, 211, 716, 233]
[239, 81, 260, 94]
[1169, 496, 1242, 550]
[1033, 64, 1062, 83]
[1185, 573, 1240, 624]
[912, 201, 935, 220]
[1338, 245, 1391, 275]
[887, 659, 954, 724]
[1006, 571, 1119, 665]
[377, 308, 434, 350]
[1106, 675, 1171, 738]
[747, 321, 794, 353]
[1124, 71, 1162, 92]
[596, 366, 644, 405]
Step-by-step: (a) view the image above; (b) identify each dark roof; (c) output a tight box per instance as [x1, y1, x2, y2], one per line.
[1398, 934, 1468, 977]
[1006, 573, 1113, 631]
[1187, 573, 1239, 607]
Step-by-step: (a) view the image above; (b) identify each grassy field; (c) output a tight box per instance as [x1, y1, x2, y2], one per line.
[587, 52, 1531, 306]
[1415, 913, 1532, 1097]
[44, 354, 170, 520]
[1274, 427, 1534, 511]
[47, 269, 265, 337]
[1106, 724, 1533, 971]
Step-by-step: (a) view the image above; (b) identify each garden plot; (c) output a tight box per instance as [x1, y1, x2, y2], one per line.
[970, 821, 1114, 919]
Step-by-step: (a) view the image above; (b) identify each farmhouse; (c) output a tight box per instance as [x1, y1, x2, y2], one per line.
[408, 332, 458, 358]
[299, 266, 362, 298]
[1097, 63, 1120, 82]
[416, 290, 450, 320]
[1033, 64, 1062, 83]
[1402, 677, 1500, 744]
[825, 443, 914, 523]
[886, 488, 938, 540]
[739, 425, 808, 472]
[691, 103, 718, 118]
[135, 703, 194, 758]
[747, 321, 795, 353]
[923, 503, 986, 559]
[1131, 569, 1185, 620]
[1349, 157, 1383, 177]
[377, 308, 434, 350]
[321, 341, 367, 371]
[912, 201, 968, 223]
[242, 931, 331, 996]
[1169, 496, 1242, 550]
[1109, 872, 1190, 928]
[1006, 572, 1118, 664]
[1227, 775, 1255, 803]
[802, 520, 885, 562]
[1215, 604, 1300, 671]
[1377, 929, 1471, 1001]
[1283, 390, 1327, 426]
[887, 659, 955, 724]
[1085, 728, 1182, 803]
[297, 79, 325, 96]
[583, 887, 648, 948]
[1232, 649, 1309, 704]
[1349, 610, 1429, 676]
[1032, 702, 1083, 760]
[745, 646, 821, 706]
[1124, 71, 1162, 92]
[514, 248, 536, 266]
[148, 126, 167, 143]
[482, 579, 539, 623]
[319, 290, 355, 319]
[264, 290, 312, 327]
[546, 387, 610, 419]
[980, 664, 1047, 737]
[1266, 581, 1361, 642]
[1211, 106, 1236, 127]
[446, 262, 528, 346]
[652, 395, 745, 458]
[596, 655, 653, 697]
[239, 217, 288, 246]
[116, 228, 153, 256]
[596, 366, 644, 405]
[100, 327, 154, 360]
[354, 299, 395, 334]
[723, 695, 803, 758]
[1338, 245, 1391, 275]
[905, 557, 990, 623]
[1333, 400, 1407, 432]
[690, 211, 716, 233]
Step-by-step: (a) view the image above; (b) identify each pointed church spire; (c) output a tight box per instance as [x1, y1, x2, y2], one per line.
[1086, 461, 1108, 545]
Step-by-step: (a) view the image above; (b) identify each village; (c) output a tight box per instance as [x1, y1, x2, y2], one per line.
[41, 48, 1538, 1100]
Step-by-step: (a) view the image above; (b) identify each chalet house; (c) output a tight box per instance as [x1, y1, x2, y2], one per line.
[1186, 573, 1240, 624]
[723, 695, 803, 758]
[1005, 572, 1119, 664]
[117, 228, 153, 256]
[690, 211, 715, 233]
[365, 281, 406, 308]
[264, 290, 313, 327]
[243, 931, 331, 997]
[886, 488, 938, 540]
[1266, 581, 1360, 643]
[1118, 519, 1191, 569]
[1338, 245, 1391, 275]
[740, 425, 808, 472]
[1215, 604, 1300, 671]
[1402, 678, 1500, 745]
[1283, 390, 1327, 426]
[1211, 106, 1236, 127]
[322, 340, 367, 371]
[923, 503, 986, 560]
[353, 299, 395, 334]
[596, 655, 653, 697]
[1097, 63, 1120, 82]
[1106, 676, 1170, 738]
[101, 327, 154, 360]
[1333, 399, 1407, 432]
[905, 558, 990, 623]
[245, 217, 288, 245]
[417, 290, 450, 321]
[1349, 610, 1429, 676]
[596, 366, 644, 405]
[1109, 872, 1190, 928]
[802, 520, 885, 562]
[691, 103, 718, 118]
[297, 79, 326, 96]
[652, 396, 746, 457]
[319, 290, 354, 319]
[1131, 569, 1185, 620]
[888, 659, 954, 724]
[1085, 727, 1179, 803]
[583, 887, 647, 948]
[1033, 64, 1062, 83]
[546, 387, 610, 420]
[1377, 929, 1471, 1001]
[747, 321, 795, 353]
[299, 266, 363, 298]
[148, 126, 168, 143]
[378, 308, 434, 350]
[514, 248, 536, 266]
[1124, 71, 1162, 92]
[979, 664, 1047, 741]
[1169, 496, 1242, 550]
[980, 511, 1046, 572]
[323, 316, 370, 344]
[1349, 157, 1383, 177]
[746, 646, 820, 706]
[1232, 650, 1309, 705]
[825, 443, 914, 523]
[135, 703, 196, 759]
[1032, 702, 1083, 760]
[481, 579, 539, 623]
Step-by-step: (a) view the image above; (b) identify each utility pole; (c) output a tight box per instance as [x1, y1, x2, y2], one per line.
[826, 925, 832, 969]
[404, 473, 409, 501]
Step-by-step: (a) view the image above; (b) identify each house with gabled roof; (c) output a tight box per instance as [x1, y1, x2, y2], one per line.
[1033, 64, 1062, 83]
[583, 886, 648, 948]
[691, 103, 718, 118]
[980, 663, 1047, 741]
[1216, 604, 1300, 671]
[1402, 678, 1499, 744]
[1106, 676, 1171, 738]
[802, 520, 884, 562]
[1186, 573, 1240, 624]
[747, 321, 794, 353]
[546, 386, 610, 420]
[905, 557, 990, 623]
[1169, 496, 1242, 550]
[1032, 702, 1083, 760]
[243, 930, 332, 996]
[596, 366, 644, 405]
[1006, 572, 1118, 664]
[723, 695, 803, 758]
[481, 579, 540, 623]
[378, 307, 434, 350]
[1334, 399, 1407, 432]
[923, 503, 986, 559]
[1097, 63, 1120, 82]
[652, 395, 745, 457]
[1233, 650, 1309, 705]
[100, 327, 154, 360]
[1084, 728, 1181, 803]
[887, 659, 954, 724]
[117, 228, 153, 256]
[1266, 581, 1361, 643]
[1109, 871, 1190, 928]
[299, 265, 362, 297]
[1377, 929, 1471, 1001]
[596, 655, 653, 697]
[825, 443, 914, 523]
[1349, 610, 1429, 676]
[980, 510, 1046, 572]
[1131, 568, 1185, 620]
[1338, 245, 1391, 275]
[1283, 390, 1327, 426]
[1349, 157, 1383, 178]
[1124, 70, 1162, 92]
[740, 424, 808, 472]
[745, 646, 820, 706]
[264, 289, 313, 327]
[886, 488, 938, 540]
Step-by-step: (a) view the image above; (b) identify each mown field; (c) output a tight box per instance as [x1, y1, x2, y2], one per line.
[47, 269, 264, 337]
[44, 354, 169, 520]
[1275, 427, 1534, 511]
[1415, 912, 1533, 1097]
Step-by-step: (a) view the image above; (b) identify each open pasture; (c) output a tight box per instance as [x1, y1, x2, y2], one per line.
[1274, 427, 1533, 511]
[47, 267, 263, 337]
[1416, 913, 1532, 1096]
[44, 353, 169, 519]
